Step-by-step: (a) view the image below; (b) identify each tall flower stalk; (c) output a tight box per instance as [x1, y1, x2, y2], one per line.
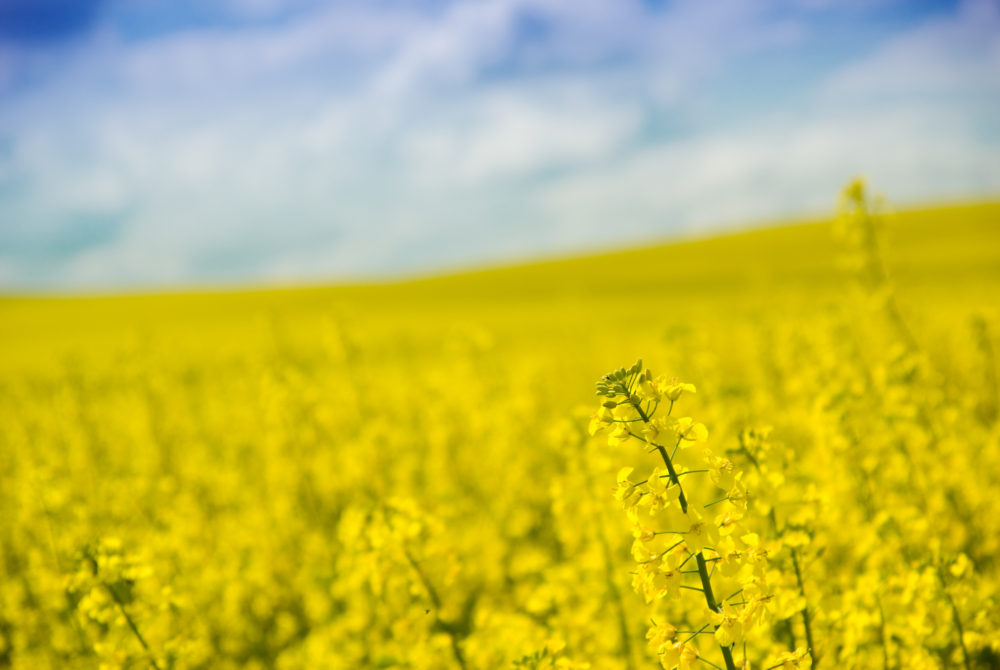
[591, 361, 802, 670]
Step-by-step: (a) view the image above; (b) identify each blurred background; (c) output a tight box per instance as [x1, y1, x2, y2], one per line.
[1, 0, 998, 291]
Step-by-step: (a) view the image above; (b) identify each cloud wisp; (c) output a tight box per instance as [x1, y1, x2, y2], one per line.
[0, 0, 997, 290]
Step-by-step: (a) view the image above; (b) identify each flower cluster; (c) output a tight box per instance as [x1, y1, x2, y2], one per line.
[591, 361, 796, 670]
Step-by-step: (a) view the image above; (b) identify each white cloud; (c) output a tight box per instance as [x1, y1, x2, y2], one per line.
[820, 0, 1000, 101]
[0, 0, 997, 289]
[400, 87, 642, 185]
[530, 0, 1000, 250]
[536, 105, 1000, 250]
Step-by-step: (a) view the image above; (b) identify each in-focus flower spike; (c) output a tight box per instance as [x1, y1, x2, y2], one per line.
[592, 362, 773, 670]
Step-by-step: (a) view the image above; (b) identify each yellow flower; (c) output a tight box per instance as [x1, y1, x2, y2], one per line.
[684, 509, 720, 554]
[658, 641, 698, 670]
[770, 647, 811, 669]
[646, 621, 677, 654]
[661, 380, 697, 402]
[608, 421, 631, 446]
[676, 417, 708, 442]
[587, 406, 613, 435]
[613, 467, 642, 511]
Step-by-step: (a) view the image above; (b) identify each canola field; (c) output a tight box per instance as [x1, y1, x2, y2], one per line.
[2, 185, 1000, 670]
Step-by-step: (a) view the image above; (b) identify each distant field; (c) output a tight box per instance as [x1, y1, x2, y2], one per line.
[3, 200, 998, 372]
[1, 196, 999, 669]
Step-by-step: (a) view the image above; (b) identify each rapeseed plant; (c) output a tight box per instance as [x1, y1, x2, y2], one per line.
[0, 186, 998, 668]
[591, 361, 790, 670]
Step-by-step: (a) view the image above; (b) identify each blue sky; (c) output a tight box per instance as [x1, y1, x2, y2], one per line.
[1, 0, 998, 290]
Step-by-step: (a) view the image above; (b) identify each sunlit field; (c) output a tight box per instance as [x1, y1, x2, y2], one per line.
[2, 187, 999, 669]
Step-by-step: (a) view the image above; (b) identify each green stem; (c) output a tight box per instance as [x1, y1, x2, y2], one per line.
[634, 403, 737, 670]
[679, 623, 711, 645]
[103, 583, 162, 670]
[937, 568, 972, 670]
[876, 598, 889, 670]
[400, 543, 468, 670]
[743, 442, 818, 668]
[791, 550, 817, 666]
[582, 441, 638, 670]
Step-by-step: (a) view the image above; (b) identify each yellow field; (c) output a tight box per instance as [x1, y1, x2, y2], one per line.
[2, 188, 999, 669]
